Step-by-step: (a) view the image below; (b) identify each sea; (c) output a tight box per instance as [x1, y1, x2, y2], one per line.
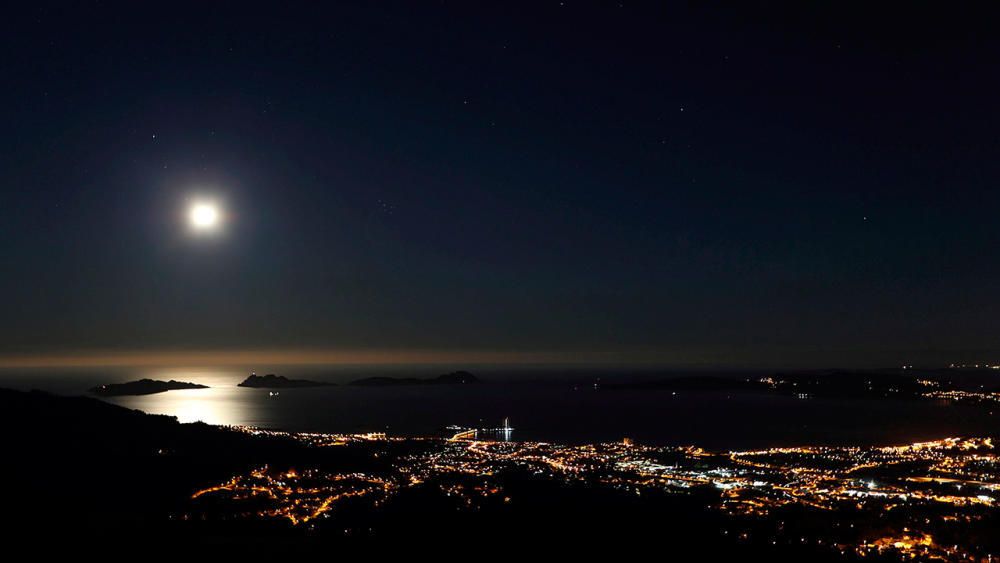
[2, 365, 997, 450]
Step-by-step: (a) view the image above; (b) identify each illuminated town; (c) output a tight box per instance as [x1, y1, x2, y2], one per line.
[189, 428, 1000, 560]
[922, 389, 1000, 405]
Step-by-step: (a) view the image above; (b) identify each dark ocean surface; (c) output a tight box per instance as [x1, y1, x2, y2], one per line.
[3, 366, 997, 450]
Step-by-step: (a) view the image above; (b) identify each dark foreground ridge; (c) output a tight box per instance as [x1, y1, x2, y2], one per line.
[349, 370, 479, 386]
[238, 373, 333, 388]
[0, 387, 303, 543]
[90, 378, 209, 396]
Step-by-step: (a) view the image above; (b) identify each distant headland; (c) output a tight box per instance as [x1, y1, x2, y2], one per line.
[90, 379, 209, 396]
[350, 371, 479, 386]
[238, 373, 333, 389]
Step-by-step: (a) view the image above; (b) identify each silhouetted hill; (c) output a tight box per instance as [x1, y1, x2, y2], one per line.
[90, 378, 208, 396]
[766, 369, 955, 398]
[599, 370, 965, 400]
[350, 371, 479, 386]
[0, 387, 307, 538]
[238, 374, 333, 388]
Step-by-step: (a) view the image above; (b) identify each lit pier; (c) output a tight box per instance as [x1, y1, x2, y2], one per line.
[448, 417, 514, 441]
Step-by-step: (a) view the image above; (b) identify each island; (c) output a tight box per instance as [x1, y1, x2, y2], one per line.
[89, 379, 209, 396]
[349, 371, 479, 386]
[237, 373, 333, 388]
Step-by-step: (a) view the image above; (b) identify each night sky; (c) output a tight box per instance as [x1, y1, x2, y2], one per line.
[2, 3, 999, 368]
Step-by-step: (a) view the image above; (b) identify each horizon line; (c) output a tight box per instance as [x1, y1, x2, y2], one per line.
[0, 348, 683, 369]
[0, 346, 976, 370]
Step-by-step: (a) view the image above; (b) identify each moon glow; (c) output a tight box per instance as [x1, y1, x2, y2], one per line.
[189, 202, 220, 231]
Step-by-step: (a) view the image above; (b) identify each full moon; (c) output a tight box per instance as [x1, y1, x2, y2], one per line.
[189, 202, 220, 230]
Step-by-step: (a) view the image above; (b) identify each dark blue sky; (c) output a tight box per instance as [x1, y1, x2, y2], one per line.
[2, 2, 999, 367]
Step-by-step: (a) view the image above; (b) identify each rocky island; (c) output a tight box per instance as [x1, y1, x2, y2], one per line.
[350, 371, 479, 386]
[90, 379, 209, 396]
[237, 373, 333, 389]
